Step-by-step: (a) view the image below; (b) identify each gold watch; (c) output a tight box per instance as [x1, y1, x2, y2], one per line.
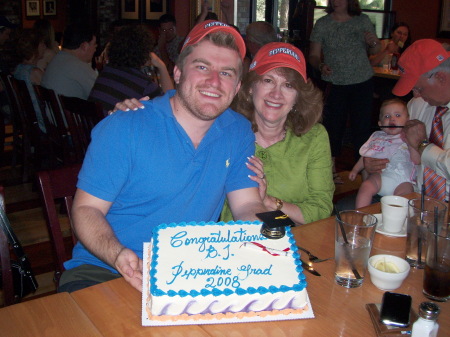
[275, 198, 283, 211]
[418, 139, 430, 152]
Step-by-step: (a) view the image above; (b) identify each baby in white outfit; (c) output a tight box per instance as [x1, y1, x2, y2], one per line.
[349, 98, 421, 208]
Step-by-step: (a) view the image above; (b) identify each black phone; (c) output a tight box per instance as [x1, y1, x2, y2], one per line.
[379, 292, 412, 327]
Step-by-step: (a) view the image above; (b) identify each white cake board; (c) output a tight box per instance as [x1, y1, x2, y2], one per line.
[141, 242, 314, 326]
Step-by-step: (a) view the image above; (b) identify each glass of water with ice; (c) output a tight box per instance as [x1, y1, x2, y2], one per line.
[335, 210, 377, 288]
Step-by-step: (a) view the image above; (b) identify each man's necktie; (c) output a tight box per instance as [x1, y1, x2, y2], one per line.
[423, 106, 448, 201]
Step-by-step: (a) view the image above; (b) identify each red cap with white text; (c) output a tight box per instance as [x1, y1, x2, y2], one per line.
[249, 42, 307, 81]
[393, 39, 450, 96]
[181, 20, 246, 60]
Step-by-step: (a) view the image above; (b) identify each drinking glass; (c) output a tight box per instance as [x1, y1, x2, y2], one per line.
[405, 198, 447, 269]
[335, 211, 377, 288]
[423, 224, 450, 302]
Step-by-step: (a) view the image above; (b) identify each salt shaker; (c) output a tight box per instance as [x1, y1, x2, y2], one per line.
[411, 302, 440, 337]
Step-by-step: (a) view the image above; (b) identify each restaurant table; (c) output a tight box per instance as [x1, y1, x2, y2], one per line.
[0, 292, 102, 336]
[69, 193, 449, 337]
[373, 66, 401, 80]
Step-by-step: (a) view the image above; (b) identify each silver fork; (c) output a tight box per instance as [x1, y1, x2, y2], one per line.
[297, 246, 332, 263]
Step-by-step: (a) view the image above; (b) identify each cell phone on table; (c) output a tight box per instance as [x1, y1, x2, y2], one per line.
[379, 292, 412, 327]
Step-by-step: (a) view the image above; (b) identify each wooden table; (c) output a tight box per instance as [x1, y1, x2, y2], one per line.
[2, 196, 448, 336]
[70, 197, 449, 337]
[373, 66, 401, 80]
[0, 292, 102, 336]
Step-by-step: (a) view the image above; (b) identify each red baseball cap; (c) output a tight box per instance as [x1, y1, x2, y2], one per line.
[393, 39, 450, 96]
[249, 42, 307, 81]
[181, 20, 246, 60]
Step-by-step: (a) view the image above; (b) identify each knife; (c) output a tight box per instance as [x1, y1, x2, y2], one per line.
[301, 259, 321, 276]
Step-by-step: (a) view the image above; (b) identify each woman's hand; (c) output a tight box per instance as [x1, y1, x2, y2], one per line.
[246, 156, 267, 201]
[320, 63, 332, 76]
[110, 97, 149, 115]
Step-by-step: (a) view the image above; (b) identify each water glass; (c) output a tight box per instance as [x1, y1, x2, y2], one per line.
[423, 224, 450, 302]
[335, 211, 377, 288]
[405, 198, 447, 269]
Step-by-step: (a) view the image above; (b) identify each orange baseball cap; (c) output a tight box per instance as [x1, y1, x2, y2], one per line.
[181, 20, 246, 60]
[393, 39, 450, 96]
[249, 42, 307, 81]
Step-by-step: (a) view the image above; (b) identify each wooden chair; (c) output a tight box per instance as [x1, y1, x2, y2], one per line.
[37, 164, 81, 282]
[0, 74, 35, 182]
[0, 186, 15, 306]
[59, 95, 104, 163]
[33, 85, 74, 166]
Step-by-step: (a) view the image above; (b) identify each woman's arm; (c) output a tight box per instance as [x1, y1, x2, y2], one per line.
[150, 52, 174, 93]
[309, 42, 332, 76]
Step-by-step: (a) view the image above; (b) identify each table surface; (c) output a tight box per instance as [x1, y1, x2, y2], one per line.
[0, 292, 102, 337]
[2, 194, 448, 336]
[373, 66, 401, 80]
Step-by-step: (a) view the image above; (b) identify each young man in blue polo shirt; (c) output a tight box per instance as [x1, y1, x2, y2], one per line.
[60, 21, 268, 293]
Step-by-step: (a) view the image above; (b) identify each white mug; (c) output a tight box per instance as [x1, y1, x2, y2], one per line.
[381, 196, 409, 233]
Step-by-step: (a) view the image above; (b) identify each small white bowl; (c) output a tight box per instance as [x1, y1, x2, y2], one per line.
[368, 254, 410, 291]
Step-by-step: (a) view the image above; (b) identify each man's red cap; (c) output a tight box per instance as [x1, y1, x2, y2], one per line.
[249, 42, 307, 81]
[181, 20, 246, 60]
[393, 39, 450, 96]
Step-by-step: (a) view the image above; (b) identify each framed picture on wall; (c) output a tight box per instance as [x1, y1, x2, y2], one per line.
[191, 0, 225, 27]
[439, 0, 450, 38]
[145, 0, 167, 20]
[121, 0, 140, 20]
[26, 0, 40, 18]
[43, 0, 57, 17]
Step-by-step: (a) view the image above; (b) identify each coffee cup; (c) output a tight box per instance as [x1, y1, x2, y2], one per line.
[381, 196, 408, 233]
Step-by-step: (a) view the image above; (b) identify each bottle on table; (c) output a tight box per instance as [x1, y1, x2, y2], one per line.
[411, 302, 440, 337]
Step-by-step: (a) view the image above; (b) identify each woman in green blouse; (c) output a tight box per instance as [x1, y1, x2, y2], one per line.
[221, 42, 335, 225]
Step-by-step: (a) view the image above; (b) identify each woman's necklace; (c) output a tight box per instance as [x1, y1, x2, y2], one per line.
[255, 129, 287, 148]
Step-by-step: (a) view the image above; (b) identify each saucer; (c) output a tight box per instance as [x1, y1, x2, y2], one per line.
[374, 214, 407, 237]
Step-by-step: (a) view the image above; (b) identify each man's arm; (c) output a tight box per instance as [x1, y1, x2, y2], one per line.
[72, 189, 143, 291]
[227, 187, 268, 221]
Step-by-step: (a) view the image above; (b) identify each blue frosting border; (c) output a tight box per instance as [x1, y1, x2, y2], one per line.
[150, 220, 307, 297]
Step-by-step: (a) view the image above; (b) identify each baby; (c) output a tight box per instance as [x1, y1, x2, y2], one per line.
[349, 98, 420, 208]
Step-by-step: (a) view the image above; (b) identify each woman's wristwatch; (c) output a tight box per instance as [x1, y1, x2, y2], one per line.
[275, 198, 283, 211]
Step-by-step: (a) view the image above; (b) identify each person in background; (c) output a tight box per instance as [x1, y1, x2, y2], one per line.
[153, 14, 185, 76]
[13, 29, 46, 133]
[59, 21, 267, 293]
[365, 40, 450, 202]
[243, 21, 278, 74]
[349, 99, 419, 208]
[42, 24, 98, 99]
[370, 22, 411, 67]
[221, 42, 334, 225]
[33, 19, 60, 71]
[309, 0, 380, 184]
[89, 25, 173, 116]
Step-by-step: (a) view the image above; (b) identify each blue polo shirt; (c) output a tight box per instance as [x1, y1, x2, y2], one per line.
[65, 90, 257, 272]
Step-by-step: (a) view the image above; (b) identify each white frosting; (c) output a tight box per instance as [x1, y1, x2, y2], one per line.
[148, 221, 307, 317]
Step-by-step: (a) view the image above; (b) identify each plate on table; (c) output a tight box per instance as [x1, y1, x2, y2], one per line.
[374, 214, 407, 237]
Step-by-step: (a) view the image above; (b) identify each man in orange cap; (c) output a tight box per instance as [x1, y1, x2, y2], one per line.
[60, 21, 266, 293]
[365, 39, 450, 201]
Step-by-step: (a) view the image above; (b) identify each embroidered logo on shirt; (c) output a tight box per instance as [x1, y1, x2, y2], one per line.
[226, 159, 230, 168]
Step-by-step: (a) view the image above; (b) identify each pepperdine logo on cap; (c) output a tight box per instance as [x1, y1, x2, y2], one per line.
[181, 20, 246, 60]
[392, 39, 450, 96]
[249, 42, 307, 81]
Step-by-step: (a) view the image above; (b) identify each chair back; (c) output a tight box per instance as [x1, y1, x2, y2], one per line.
[0, 74, 35, 181]
[33, 85, 73, 165]
[59, 95, 104, 163]
[0, 186, 14, 306]
[37, 164, 81, 281]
